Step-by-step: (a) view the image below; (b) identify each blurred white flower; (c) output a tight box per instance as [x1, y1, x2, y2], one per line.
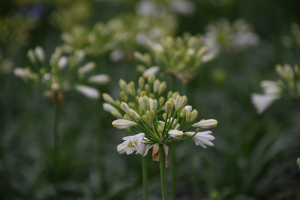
[143, 66, 159, 78]
[136, 1, 158, 16]
[34, 46, 45, 62]
[88, 74, 110, 84]
[109, 49, 124, 62]
[170, 0, 196, 15]
[78, 62, 96, 76]
[185, 131, 215, 148]
[75, 85, 100, 99]
[251, 93, 280, 114]
[58, 56, 68, 69]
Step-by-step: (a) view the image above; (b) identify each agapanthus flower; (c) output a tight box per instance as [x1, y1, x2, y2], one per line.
[103, 74, 218, 167]
[13, 46, 110, 101]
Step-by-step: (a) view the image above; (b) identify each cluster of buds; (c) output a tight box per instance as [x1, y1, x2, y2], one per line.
[60, 13, 176, 62]
[204, 19, 260, 51]
[14, 46, 110, 101]
[281, 23, 300, 48]
[103, 75, 218, 166]
[134, 33, 217, 83]
[252, 64, 300, 114]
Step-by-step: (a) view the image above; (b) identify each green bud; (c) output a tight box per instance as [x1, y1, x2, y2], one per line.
[140, 91, 146, 97]
[136, 65, 146, 73]
[139, 77, 145, 89]
[115, 100, 121, 109]
[143, 96, 150, 109]
[294, 64, 299, 75]
[142, 115, 148, 123]
[120, 91, 128, 102]
[297, 158, 300, 170]
[168, 98, 175, 107]
[139, 97, 145, 110]
[159, 96, 165, 107]
[180, 108, 187, 117]
[27, 49, 36, 64]
[145, 84, 150, 93]
[131, 110, 140, 120]
[111, 110, 123, 119]
[191, 110, 198, 122]
[172, 92, 179, 99]
[163, 113, 167, 121]
[158, 126, 164, 134]
[153, 99, 158, 111]
[186, 111, 192, 123]
[158, 82, 167, 95]
[128, 81, 135, 95]
[165, 102, 172, 113]
[119, 79, 128, 92]
[129, 102, 135, 109]
[148, 74, 156, 84]
[103, 93, 115, 104]
[153, 79, 160, 93]
[39, 67, 46, 75]
[175, 96, 187, 111]
[149, 93, 154, 99]
[167, 91, 173, 100]
[124, 114, 131, 120]
[146, 110, 155, 120]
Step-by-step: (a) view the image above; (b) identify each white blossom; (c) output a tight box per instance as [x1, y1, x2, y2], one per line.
[185, 131, 215, 148]
[88, 74, 110, 84]
[112, 119, 138, 129]
[192, 119, 218, 128]
[117, 133, 145, 154]
[143, 66, 159, 78]
[75, 85, 100, 99]
[168, 130, 183, 139]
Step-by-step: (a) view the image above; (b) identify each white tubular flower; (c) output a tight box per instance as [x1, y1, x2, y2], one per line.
[75, 85, 100, 99]
[185, 131, 215, 148]
[117, 133, 145, 154]
[103, 103, 117, 112]
[112, 119, 137, 129]
[192, 119, 218, 128]
[78, 62, 96, 76]
[58, 56, 68, 69]
[168, 130, 183, 139]
[34, 46, 45, 62]
[88, 74, 110, 85]
[251, 93, 279, 114]
[143, 66, 159, 78]
[121, 102, 131, 115]
[260, 80, 281, 95]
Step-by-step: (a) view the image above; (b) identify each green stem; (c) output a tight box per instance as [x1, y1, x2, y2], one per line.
[53, 93, 59, 200]
[189, 145, 200, 199]
[142, 156, 148, 200]
[159, 144, 167, 200]
[170, 143, 176, 200]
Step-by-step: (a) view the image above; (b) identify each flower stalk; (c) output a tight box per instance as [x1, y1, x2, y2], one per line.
[142, 156, 148, 200]
[159, 144, 167, 200]
[53, 92, 59, 200]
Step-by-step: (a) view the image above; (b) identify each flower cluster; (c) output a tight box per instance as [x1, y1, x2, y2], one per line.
[14, 46, 110, 101]
[252, 64, 300, 114]
[134, 33, 217, 83]
[103, 75, 218, 166]
[60, 13, 176, 61]
[204, 19, 260, 51]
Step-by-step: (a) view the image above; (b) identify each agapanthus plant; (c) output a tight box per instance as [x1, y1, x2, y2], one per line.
[134, 33, 217, 84]
[14, 46, 110, 101]
[252, 64, 300, 114]
[103, 74, 218, 199]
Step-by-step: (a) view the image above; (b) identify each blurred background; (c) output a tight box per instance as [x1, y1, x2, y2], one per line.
[1, 0, 300, 199]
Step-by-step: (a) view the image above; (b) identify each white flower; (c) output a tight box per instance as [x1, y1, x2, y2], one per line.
[58, 56, 68, 69]
[117, 133, 145, 154]
[78, 62, 96, 76]
[136, 142, 150, 155]
[185, 131, 215, 148]
[34, 46, 45, 62]
[168, 130, 183, 139]
[14, 68, 34, 79]
[103, 103, 117, 112]
[143, 66, 159, 78]
[75, 85, 100, 99]
[110, 49, 124, 62]
[260, 80, 281, 95]
[192, 119, 218, 128]
[112, 119, 137, 129]
[251, 93, 279, 114]
[88, 74, 110, 84]
[14, 68, 25, 78]
[170, 0, 196, 15]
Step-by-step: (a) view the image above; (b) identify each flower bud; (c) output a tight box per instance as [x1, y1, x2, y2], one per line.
[146, 110, 154, 120]
[168, 98, 175, 107]
[128, 81, 135, 95]
[124, 114, 131, 120]
[143, 66, 159, 78]
[143, 96, 150, 109]
[165, 102, 172, 113]
[145, 84, 150, 93]
[175, 96, 187, 111]
[78, 62, 96, 76]
[111, 110, 123, 119]
[180, 108, 187, 117]
[115, 100, 121, 109]
[27, 49, 36, 64]
[120, 91, 128, 102]
[136, 64, 146, 73]
[58, 56, 68, 69]
[142, 115, 148, 123]
[75, 85, 100, 99]
[297, 158, 300, 170]
[112, 119, 137, 129]
[149, 93, 154, 99]
[140, 91, 146, 97]
[186, 111, 192, 123]
[191, 110, 198, 122]
[103, 93, 115, 104]
[153, 99, 158, 111]
[129, 102, 135, 109]
[88, 74, 110, 85]
[121, 102, 131, 115]
[163, 113, 167, 121]
[148, 74, 155, 84]
[192, 119, 218, 128]
[167, 91, 173, 100]
[158, 82, 167, 95]
[139, 77, 145, 89]
[153, 79, 160, 93]
[131, 110, 140, 120]
[119, 79, 128, 92]
[159, 96, 165, 107]
[139, 97, 145, 110]
[172, 92, 179, 99]
[34, 46, 45, 62]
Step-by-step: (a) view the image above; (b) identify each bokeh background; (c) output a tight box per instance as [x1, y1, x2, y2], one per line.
[1, 0, 300, 199]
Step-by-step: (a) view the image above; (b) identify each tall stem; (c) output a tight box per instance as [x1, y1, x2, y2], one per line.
[189, 146, 200, 199]
[170, 74, 177, 200]
[53, 93, 59, 199]
[142, 156, 148, 200]
[159, 144, 167, 200]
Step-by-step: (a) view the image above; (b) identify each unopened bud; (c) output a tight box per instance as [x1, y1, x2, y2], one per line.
[139, 77, 145, 89]
[186, 111, 192, 123]
[158, 82, 167, 95]
[148, 74, 155, 84]
[145, 84, 150, 93]
[115, 100, 121, 109]
[124, 114, 131, 120]
[153, 99, 158, 111]
[167, 91, 173, 100]
[297, 158, 300, 170]
[121, 102, 131, 115]
[128, 81, 135, 95]
[119, 79, 128, 92]
[142, 115, 148, 123]
[111, 110, 123, 119]
[129, 102, 135, 109]
[175, 96, 187, 111]
[159, 96, 165, 107]
[149, 93, 154, 99]
[120, 91, 128, 102]
[136, 64, 146, 73]
[191, 110, 198, 122]
[27, 49, 36, 64]
[146, 110, 155, 120]
[103, 93, 115, 104]
[153, 79, 160, 93]
[34, 46, 45, 62]
[172, 92, 179, 99]
[131, 110, 140, 120]
[163, 113, 167, 121]
[165, 102, 172, 113]
[139, 97, 145, 110]
[168, 98, 175, 107]
[143, 96, 150, 109]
